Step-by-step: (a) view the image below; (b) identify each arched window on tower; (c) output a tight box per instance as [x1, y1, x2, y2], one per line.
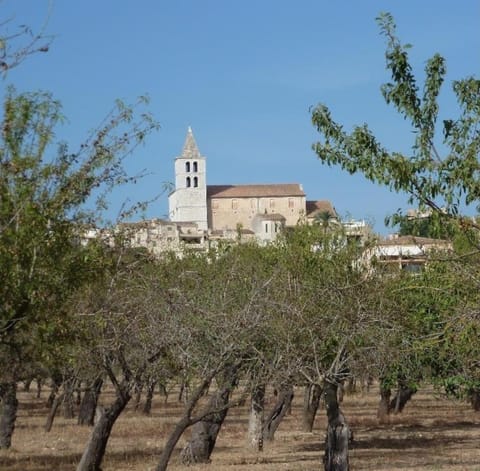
[185, 162, 191, 172]
[186, 177, 191, 188]
[193, 176, 198, 187]
[193, 161, 198, 172]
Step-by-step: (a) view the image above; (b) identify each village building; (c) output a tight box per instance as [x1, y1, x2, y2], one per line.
[92, 127, 372, 256]
[364, 234, 452, 273]
[168, 127, 338, 244]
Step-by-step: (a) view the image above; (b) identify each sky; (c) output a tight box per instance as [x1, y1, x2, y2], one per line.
[3, 0, 480, 234]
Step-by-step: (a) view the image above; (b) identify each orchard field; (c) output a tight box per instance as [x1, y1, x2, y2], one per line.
[2, 384, 479, 471]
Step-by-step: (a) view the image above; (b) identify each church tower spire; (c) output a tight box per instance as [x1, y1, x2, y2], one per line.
[168, 127, 208, 231]
[181, 126, 201, 159]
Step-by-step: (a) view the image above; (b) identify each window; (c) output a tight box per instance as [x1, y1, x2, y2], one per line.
[232, 199, 238, 210]
[288, 198, 294, 208]
[212, 200, 219, 209]
[185, 161, 190, 172]
[193, 161, 198, 172]
[193, 176, 198, 187]
[265, 223, 268, 233]
[186, 177, 191, 187]
[250, 199, 256, 209]
[270, 199, 275, 209]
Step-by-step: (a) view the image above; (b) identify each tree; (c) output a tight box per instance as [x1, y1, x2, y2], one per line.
[271, 223, 398, 471]
[0, 87, 158, 449]
[0, 7, 52, 76]
[312, 12, 480, 237]
[311, 12, 480, 466]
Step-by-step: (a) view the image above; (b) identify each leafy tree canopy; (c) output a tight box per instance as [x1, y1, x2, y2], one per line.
[311, 12, 480, 236]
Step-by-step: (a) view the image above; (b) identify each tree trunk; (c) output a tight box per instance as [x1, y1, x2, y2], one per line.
[247, 384, 265, 451]
[45, 392, 65, 432]
[156, 375, 214, 471]
[36, 377, 43, 399]
[263, 384, 294, 442]
[76, 387, 131, 471]
[302, 383, 322, 432]
[63, 377, 76, 419]
[180, 367, 237, 464]
[158, 381, 168, 403]
[323, 381, 350, 471]
[0, 381, 18, 449]
[46, 383, 59, 408]
[178, 380, 189, 404]
[133, 380, 143, 411]
[143, 379, 156, 416]
[156, 417, 191, 471]
[23, 378, 32, 392]
[78, 378, 103, 426]
[390, 383, 416, 414]
[377, 386, 391, 424]
[469, 388, 480, 411]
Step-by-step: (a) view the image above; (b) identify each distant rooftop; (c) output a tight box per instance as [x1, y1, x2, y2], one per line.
[207, 183, 305, 198]
[306, 200, 337, 218]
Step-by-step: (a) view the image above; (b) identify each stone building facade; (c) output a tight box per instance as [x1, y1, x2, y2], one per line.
[168, 128, 337, 242]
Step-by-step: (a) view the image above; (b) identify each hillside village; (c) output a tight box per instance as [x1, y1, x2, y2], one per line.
[83, 127, 452, 270]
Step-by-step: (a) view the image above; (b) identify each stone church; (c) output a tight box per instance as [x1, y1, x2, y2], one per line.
[168, 127, 337, 244]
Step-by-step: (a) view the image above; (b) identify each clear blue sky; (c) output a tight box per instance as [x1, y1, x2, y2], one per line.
[4, 0, 480, 233]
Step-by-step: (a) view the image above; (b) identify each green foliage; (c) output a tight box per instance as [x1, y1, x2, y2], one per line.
[0, 87, 158, 378]
[312, 12, 480, 231]
[312, 13, 480, 398]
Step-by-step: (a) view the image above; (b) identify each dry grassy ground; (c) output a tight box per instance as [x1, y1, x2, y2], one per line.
[1, 384, 479, 470]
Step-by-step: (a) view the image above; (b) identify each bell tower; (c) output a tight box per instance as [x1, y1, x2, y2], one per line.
[168, 127, 208, 230]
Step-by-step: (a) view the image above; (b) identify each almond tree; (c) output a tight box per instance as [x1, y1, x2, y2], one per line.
[0, 87, 158, 449]
[311, 12, 480, 468]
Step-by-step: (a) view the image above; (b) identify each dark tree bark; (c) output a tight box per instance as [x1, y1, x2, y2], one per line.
[76, 382, 82, 406]
[143, 379, 156, 416]
[178, 379, 190, 404]
[133, 380, 143, 411]
[337, 382, 345, 403]
[63, 376, 76, 419]
[389, 382, 417, 414]
[76, 386, 131, 471]
[46, 372, 63, 408]
[263, 384, 294, 442]
[323, 381, 350, 471]
[158, 381, 168, 403]
[377, 386, 391, 423]
[469, 388, 480, 411]
[302, 383, 322, 432]
[180, 367, 238, 464]
[247, 384, 265, 451]
[23, 378, 32, 392]
[0, 381, 18, 449]
[36, 377, 43, 399]
[45, 393, 65, 432]
[78, 378, 103, 426]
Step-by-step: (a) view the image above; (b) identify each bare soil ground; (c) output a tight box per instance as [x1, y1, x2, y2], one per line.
[1, 385, 479, 470]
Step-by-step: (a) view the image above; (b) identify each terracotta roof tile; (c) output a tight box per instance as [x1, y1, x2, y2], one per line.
[207, 184, 305, 198]
[305, 200, 337, 218]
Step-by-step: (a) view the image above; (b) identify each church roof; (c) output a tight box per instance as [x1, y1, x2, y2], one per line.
[179, 126, 202, 159]
[207, 184, 305, 198]
[306, 200, 337, 219]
